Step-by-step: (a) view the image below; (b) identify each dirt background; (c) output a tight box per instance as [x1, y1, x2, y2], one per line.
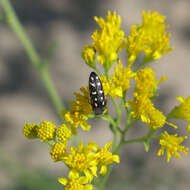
[0, 0, 190, 190]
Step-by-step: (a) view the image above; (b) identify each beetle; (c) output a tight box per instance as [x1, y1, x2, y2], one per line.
[89, 72, 107, 115]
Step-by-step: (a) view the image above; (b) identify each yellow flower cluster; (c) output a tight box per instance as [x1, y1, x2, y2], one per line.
[56, 124, 72, 142]
[62, 87, 93, 134]
[58, 173, 93, 190]
[157, 131, 188, 162]
[127, 67, 168, 129]
[23, 121, 72, 144]
[22, 9, 190, 190]
[50, 142, 67, 161]
[169, 95, 190, 132]
[82, 11, 126, 71]
[57, 141, 119, 188]
[126, 10, 173, 64]
[95, 142, 120, 175]
[100, 61, 134, 98]
[82, 45, 95, 68]
[37, 120, 56, 142]
[23, 121, 120, 189]
[23, 123, 39, 139]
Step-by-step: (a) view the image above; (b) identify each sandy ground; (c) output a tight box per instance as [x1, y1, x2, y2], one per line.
[0, 0, 190, 189]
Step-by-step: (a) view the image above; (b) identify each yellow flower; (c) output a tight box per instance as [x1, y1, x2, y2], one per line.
[50, 142, 67, 162]
[23, 123, 39, 139]
[126, 66, 170, 129]
[61, 87, 92, 134]
[56, 124, 72, 143]
[126, 95, 154, 122]
[95, 142, 120, 176]
[70, 87, 93, 115]
[92, 11, 126, 70]
[100, 75, 123, 98]
[147, 108, 166, 129]
[62, 110, 91, 134]
[126, 10, 173, 64]
[157, 131, 188, 162]
[169, 96, 190, 132]
[110, 60, 135, 94]
[64, 142, 98, 182]
[37, 120, 56, 142]
[82, 45, 95, 68]
[58, 172, 93, 190]
[100, 61, 134, 98]
[134, 67, 165, 98]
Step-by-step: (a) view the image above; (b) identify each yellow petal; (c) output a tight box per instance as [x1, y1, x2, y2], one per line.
[99, 165, 107, 176]
[58, 177, 68, 185]
[105, 142, 112, 150]
[113, 155, 120, 163]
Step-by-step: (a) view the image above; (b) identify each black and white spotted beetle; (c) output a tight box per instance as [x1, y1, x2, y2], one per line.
[89, 72, 107, 115]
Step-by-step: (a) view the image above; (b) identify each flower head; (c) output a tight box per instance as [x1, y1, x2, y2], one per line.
[58, 172, 93, 190]
[134, 67, 165, 98]
[64, 142, 98, 182]
[126, 67, 168, 129]
[126, 95, 154, 122]
[62, 87, 92, 134]
[37, 120, 56, 142]
[92, 11, 126, 70]
[100, 75, 123, 98]
[147, 108, 166, 129]
[100, 61, 134, 98]
[56, 124, 72, 143]
[110, 60, 135, 94]
[82, 45, 96, 68]
[126, 10, 173, 64]
[95, 142, 120, 175]
[169, 95, 190, 132]
[70, 87, 93, 115]
[62, 110, 91, 134]
[23, 123, 39, 139]
[50, 142, 67, 162]
[157, 131, 188, 162]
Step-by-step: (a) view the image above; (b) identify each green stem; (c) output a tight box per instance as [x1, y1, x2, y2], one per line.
[1, 0, 64, 116]
[112, 98, 124, 152]
[39, 64, 64, 115]
[124, 128, 156, 144]
[96, 98, 124, 189]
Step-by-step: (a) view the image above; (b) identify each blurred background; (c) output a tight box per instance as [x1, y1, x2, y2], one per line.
[0, 0, 190, 189]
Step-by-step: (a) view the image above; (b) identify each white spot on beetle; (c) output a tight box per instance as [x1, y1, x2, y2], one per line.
[97, 82, 101, 86]
[99, 90, 103, 94]
[90, 82, 95, 87]
[91, 77, 94, 81]
[94, 103, 98, 107]
[96, 76, 98, 80]
[100, 97, 103, 100]
[94, 98, 98, 101]
[102, 101, 105, 105]
[92, 91, 97, 95]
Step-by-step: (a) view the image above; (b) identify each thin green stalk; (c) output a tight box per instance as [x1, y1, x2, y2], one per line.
[1, 0, 64, 116]
[39, 64, 64, 115]
[112, 98, 124, 152]
[124, 128, 156, 144]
